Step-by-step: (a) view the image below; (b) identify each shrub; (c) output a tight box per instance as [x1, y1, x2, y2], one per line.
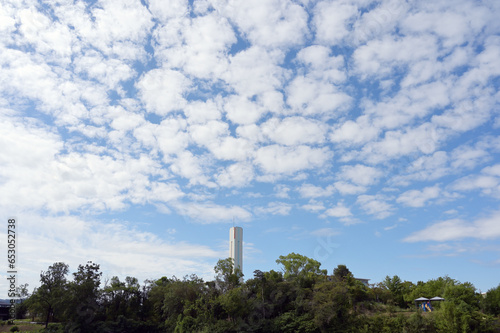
[9, 326, 19, 332]
[39, 323, 64, 333]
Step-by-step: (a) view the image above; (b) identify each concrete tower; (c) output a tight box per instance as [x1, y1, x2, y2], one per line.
[229, 226, 243, 273]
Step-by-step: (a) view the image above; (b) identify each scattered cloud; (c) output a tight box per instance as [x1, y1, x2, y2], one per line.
[396, 186, 441, 208]
[404, 211, 500, 242]
[1, 0, 500, 293]
[356, 194, 394, 219]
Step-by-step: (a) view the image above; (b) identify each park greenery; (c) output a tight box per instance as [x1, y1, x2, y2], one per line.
[11, 253, 500, 332]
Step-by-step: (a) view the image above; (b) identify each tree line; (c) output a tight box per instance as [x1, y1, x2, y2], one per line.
[12, 253, 500, 332]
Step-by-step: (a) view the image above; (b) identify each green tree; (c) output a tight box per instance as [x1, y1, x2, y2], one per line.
[30, 262, 69, 328]
[161, 275, 206, 331]
[214, 258, 243, 293]
[482, 284, 500, 316]
[332, 264, 353, 281]
[444, 281, 481, 309]
[276, 252, 327, 281]
[65, 262, 103, 332]
[405, 276, 456, 306]
[102, 276, 142, 321]
[312, 280, 352, 332]
[382, 275, 414, 308]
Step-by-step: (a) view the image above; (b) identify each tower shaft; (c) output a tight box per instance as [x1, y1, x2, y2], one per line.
[229, 226, 243, 273]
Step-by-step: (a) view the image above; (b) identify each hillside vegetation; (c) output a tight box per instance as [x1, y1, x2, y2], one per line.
[14, 254, 500, 332]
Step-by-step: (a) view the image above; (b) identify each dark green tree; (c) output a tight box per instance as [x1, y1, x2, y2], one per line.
[312, 280, 352, 333]
[332, 264, 353, 281]
[276, 253, 327, 290]
[30, 262, 69, 328]
[382, 275, 414, 308]
[65, 262, 103, 332]
[214, 258, 243, 293]
[482, 284, 500, 316]
[102, 276, 142, 321]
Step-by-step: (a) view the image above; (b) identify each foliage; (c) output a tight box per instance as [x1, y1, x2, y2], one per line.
[483, 283, 500, 315]
[214, 258, 243, 293]
[39, 323, 64, 333]
[30, 262, 69, 328]
[276, 252, 327, 281]
[382, 275, 414, 308]
[333, 264, 353, 281]
[22, 254, 498, 332]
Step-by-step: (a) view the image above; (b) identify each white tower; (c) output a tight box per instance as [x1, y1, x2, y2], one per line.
[229, 226, 243, 273]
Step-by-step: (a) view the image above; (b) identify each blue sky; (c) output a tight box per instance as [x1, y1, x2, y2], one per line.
[1, 0, 500, 297]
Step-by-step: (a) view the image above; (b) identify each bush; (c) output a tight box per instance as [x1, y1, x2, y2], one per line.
[9, 326, 19, 332]
[43, 323, 65, 333]
[482, 284, 500, 316]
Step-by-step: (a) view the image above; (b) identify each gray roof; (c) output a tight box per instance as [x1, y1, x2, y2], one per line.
[414, 297, 429, 301]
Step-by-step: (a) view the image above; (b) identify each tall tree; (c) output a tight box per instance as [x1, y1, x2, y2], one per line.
[332, 264, 353, 281]
[214, 258, 243, 293]
[482, 284, 500, 316]
[31, 262, 69, 328]
[65, 262, 103, 332]
[276, 252, 327, 281]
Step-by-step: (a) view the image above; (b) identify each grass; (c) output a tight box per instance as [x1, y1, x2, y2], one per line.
[0, 320, 44, 332]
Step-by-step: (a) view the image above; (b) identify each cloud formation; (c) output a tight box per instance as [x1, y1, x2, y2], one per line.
[1, 0, 500, 292]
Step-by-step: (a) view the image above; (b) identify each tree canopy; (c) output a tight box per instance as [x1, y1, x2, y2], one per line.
[22, 254, 499, 333]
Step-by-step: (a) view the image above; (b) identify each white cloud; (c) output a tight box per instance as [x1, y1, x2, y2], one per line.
[313, 1, 358, 45]
[184, 100, 222, 124]
[301, 200, 326, 212]
[210, 136, 254, 161]
[255, 202, 292, 216]
[222, 46, 286, 98]
[189, 120, 228, 148]
[295, 45, 347, 83]
[2, 213, 221, 289]
[286, 75, 352, 116]
[395, 151, 449, 183]
[404, 211, 500, 242]
[1, 0, 500, 293]
[450, 144, 491, 170]
[356, 194, 393, 219]
[0, 116, 172, 213]
[137, 68, 190, 115]
[255, 145, 332, 175]
[323, 202, 352, 218]
[400, 5, 486, 49]
[359, 123, 443, 163]
[339, 164, 383, 186]
[211, 0, 308, 48]
[274, 184, 291, 199]
[330, 117, 379, 146]
[396, 186, 441, 208]
[298, 184, 335, 198]
[451, 170, 500, 198]
[352, 1, 407, 44]
[333, 181, 367, 195]
[154, 13, 236, 78]
[170, 151, 213, 186]
[17, 7, 73, 63]
[224, 95, 265, 125]
[147, 0, 188, 22]
[216, 163, 255, 187]
[173, 202, 252, 223]
[73, 50, 135, 90]
[353, 35, 439, 78]
[261, 117, 327, 146]
[483, 164, 500, 177]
